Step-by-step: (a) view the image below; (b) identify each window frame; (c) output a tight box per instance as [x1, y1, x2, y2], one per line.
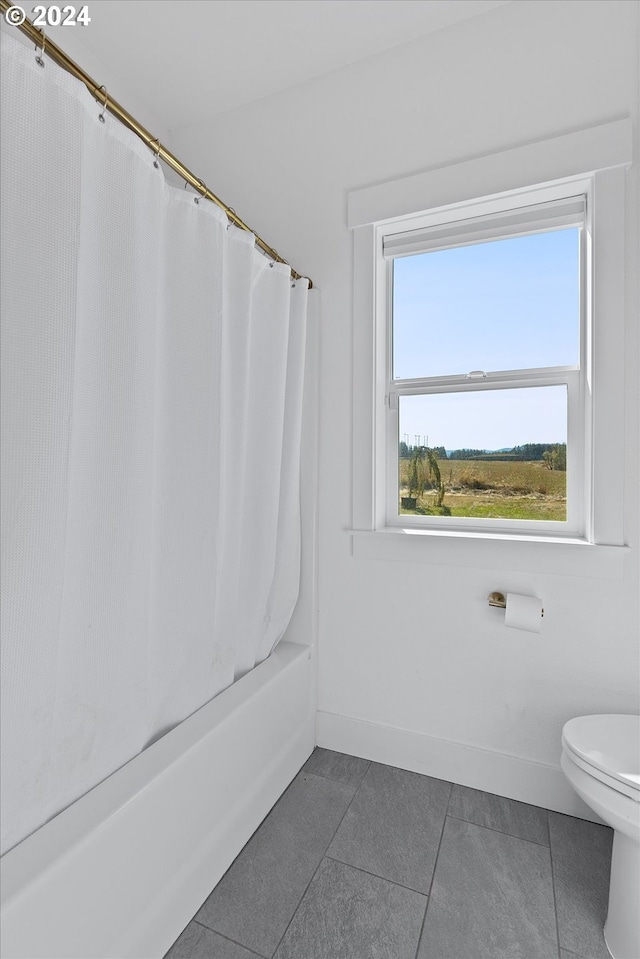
[380, 187, 587, 537]
[349, 121, 631, 573]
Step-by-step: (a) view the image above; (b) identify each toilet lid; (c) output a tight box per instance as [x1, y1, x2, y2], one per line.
[562, 714, 640, 792]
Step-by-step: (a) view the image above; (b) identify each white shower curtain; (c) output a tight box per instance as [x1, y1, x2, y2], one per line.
[0, 31, 309, 855]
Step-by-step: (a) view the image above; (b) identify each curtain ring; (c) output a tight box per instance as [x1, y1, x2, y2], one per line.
[151, 139, 161, 169]
[194, 180, 207, 205]
[97, 85, 108, 123]
[182, 181, 199, 203]
[35, 33, 45, 68]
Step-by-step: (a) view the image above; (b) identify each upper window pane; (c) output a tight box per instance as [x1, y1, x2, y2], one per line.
[392, 228, 580, 380]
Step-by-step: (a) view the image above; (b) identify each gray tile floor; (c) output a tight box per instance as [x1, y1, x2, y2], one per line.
[164, 749, 613, 959]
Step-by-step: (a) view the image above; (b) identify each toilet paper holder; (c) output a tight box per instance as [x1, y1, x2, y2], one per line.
[488, 591, 507, 608]
[488, 591, 544, 617]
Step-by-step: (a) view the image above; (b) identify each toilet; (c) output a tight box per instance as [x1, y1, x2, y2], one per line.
[561, 714, 640, 959]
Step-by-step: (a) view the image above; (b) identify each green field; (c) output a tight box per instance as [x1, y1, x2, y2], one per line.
[399, 457, 566, 521]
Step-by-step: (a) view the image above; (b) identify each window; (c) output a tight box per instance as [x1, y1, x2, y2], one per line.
[384, 191, 585, 536]
[349, 120, 630, 570]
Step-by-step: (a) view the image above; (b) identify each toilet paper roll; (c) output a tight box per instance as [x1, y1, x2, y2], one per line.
[504, 593, 543, 633]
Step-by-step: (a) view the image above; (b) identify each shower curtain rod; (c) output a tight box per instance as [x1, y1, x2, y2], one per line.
[0, 2, 311, 287]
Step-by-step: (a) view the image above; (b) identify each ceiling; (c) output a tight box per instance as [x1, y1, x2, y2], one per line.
[33, 0, 511, 134]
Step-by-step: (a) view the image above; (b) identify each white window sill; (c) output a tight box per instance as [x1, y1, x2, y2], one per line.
[349, 527, 629, 579]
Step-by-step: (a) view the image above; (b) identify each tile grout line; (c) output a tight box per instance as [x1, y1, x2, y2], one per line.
[302, 755, 372, 791]
[190, 919, 270, 959]
[323, 854, 431, 899]
[267, 764, 370, 958]
[445, 811, 551, 847]
[546, 809, 564, 959]
[413, 779, 454, 959]
[426, 781, 455, 902]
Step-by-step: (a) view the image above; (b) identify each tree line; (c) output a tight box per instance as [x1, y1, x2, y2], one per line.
[399, 443, 447, 460]
[399, 442, 567, 470]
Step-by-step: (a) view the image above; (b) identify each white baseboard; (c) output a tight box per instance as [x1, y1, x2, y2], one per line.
[316, 709, 603, 824]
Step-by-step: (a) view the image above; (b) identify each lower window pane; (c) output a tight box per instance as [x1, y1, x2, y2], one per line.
[398, 386, 567, 521]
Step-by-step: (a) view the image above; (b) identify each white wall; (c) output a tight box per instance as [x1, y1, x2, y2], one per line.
[170, 0, 640, 814]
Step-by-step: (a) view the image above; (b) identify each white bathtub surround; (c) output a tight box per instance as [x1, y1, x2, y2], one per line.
[0, 30, 310, 856]
[0, 641, 315, 959]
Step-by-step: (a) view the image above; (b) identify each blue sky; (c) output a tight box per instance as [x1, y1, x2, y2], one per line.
[393, 228, 579, 450]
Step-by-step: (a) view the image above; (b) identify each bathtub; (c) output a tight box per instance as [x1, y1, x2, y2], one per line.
[0, 641, 315, 959]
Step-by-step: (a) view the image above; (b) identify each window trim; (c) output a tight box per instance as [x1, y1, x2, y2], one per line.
[381, 186, 586, 537]
[350, 121, 631, 573]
